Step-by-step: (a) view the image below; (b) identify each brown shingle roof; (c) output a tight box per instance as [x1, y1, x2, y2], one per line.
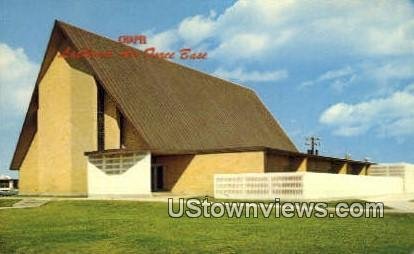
[10, 20, 297, 169]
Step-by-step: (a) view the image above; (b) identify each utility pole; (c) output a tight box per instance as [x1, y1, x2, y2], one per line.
[306, 136, 320, 155]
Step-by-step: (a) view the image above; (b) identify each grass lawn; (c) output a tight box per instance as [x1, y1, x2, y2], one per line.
[0, 198, 21, 207]
[0, 200, 413, 253]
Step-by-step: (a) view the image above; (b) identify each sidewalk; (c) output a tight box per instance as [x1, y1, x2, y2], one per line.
[0, 198, 50, 210]
[363, 193, 414, 213]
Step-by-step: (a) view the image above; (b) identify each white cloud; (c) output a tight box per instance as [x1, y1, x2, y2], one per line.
[330, 75, 357, 92]
[300, 66, 356, 91]
[319, 66, 354, 81]
[137, 11, 216, 52]
[137, 30, 180, 52]
[146, 0, 414, 62]
[355, 61, 414, 95]
[320, 89, 414, 137]
[210, 33, 272, 59]
[0, 43, 38, 113]
[213, 67, 288, 82]
[364, 61, 414, 84]
[177, 11, 216, 46]
[301, 60, 414, 93]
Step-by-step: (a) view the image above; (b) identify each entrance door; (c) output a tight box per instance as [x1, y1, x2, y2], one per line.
[151, 165, 164, 191]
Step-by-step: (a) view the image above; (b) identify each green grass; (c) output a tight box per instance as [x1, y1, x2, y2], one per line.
[0, 198, 21, 207]
[1, 200, 413, 253]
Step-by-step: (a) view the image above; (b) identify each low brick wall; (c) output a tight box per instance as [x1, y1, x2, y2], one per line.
[214, 172, 403, 200]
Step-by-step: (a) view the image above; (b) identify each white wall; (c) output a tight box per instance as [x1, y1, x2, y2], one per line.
[405, 167, 414, 193]
[302, 173, 403, 199]
[87, 152, 151, 197]
[214, 172, 404, 200]
[369, 163, 414, 193]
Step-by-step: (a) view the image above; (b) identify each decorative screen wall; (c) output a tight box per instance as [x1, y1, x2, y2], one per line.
[88, 153, 145, 175]
[214, 173, 304, 199]
[214, 172, 404, 200]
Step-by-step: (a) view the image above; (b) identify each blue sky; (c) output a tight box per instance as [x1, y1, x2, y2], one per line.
[1, 0, 413, 178]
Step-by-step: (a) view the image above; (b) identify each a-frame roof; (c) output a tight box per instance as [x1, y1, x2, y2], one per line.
[10, 20, 297, 170]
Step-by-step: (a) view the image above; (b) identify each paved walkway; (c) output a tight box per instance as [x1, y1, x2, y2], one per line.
[363, 193, 414, 213]
[0, 198, 50, 210]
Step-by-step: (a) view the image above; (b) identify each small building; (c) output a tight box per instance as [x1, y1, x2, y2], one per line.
[0, 175, 18, 191]
[10, 21, 372, 197]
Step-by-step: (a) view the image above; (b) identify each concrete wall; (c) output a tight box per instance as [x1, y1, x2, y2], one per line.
[214, 172, 404, 200]
[369, 163, 414, 193]
[19, 45, 97, 196]
[154, 151, 265, 195]
[402, 165, 414, 193]
[303, 173, 403, 199]
[87, 153, 151, 197]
